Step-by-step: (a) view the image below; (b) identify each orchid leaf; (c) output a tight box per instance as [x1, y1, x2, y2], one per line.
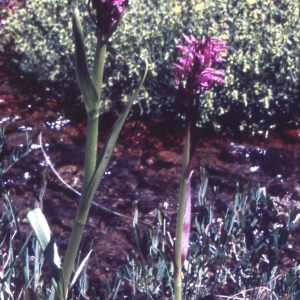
[27, 208, 65, 299]
[73, 8, 99, 113]
[84, 60, 148, 206]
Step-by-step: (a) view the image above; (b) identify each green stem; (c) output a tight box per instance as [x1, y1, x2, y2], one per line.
[62, 31, 107, 295]
[62, 112, 99, 292]
[61, 59, 148, 291]
[174, 123, 191, 300]
[92, 31, 107, 98]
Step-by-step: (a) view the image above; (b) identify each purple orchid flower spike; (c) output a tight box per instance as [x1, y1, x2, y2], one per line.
[172, 34, 228, 95]
[90, 0, 129, 37]
[173, 35, 227, 285]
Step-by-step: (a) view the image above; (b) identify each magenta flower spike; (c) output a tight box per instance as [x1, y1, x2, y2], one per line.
[173, 36, 228, 299]
[91, 0, 129, 37]
[172, 34, 228, 95]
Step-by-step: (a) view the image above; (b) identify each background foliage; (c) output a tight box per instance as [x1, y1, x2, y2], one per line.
[0, 0, 299, 132]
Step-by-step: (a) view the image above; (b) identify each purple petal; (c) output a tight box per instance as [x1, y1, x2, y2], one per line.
[173, 34, 227, 92]
[182, 33, 196, 45]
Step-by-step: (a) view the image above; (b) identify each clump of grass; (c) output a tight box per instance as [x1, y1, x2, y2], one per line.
[0, 129, 95, 299]
[0, 128, 51, 300]
[124, 169, 300, 299]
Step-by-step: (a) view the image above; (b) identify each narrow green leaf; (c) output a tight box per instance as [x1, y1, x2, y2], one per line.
[70, 249, 93, 290]
[23, 247, 29, 287]
[112, 273, 122, 300]
[84, 60, 148, 206]
[198, 177, 208, 205]
[162, 233, 173, 249]
[238, 210, 245, 230]
[28, 209, 56, 254]
[3, 231, 32, 291]
[230, 243, 264, 275]
[132, 206, 138, 228]
[233, 192, 239, 213]
[72, 8, 99, 113]
[195, 215, 201, 235]
[33, 238, 42, 292]
[27, 208, 64, 298]
[157, 209, 162, 226]
[152, 231, 159, 250]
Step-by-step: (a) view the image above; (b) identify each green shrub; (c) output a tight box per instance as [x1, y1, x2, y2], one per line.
[1, 0, 299, 131]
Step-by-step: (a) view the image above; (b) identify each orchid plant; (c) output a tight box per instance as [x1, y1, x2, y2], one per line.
[172, 34, 228, 300]
[27, 0, 148, 299]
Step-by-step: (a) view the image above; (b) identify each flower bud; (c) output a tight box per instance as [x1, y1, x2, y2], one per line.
[91, 0, 129, 37]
